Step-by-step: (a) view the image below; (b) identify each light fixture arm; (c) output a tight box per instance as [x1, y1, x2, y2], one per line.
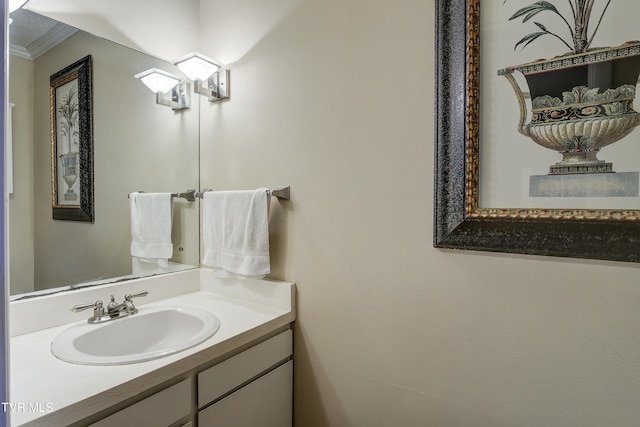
[194, 69, 230, 102]
[155, 81, 191, 111]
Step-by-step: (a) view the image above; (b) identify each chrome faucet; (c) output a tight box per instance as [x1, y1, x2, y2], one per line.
[107, 291, 149, 316]
[72, 290, 149, 324]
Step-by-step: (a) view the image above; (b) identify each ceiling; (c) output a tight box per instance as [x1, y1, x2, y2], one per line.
[9, 8, 77, 60]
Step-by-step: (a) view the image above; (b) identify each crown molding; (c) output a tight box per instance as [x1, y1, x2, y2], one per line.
[10, 23, 77, 60]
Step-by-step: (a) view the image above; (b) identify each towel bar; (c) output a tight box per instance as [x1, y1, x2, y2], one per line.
[127, 189, 196, 202]
[172, 189, 196, 201]
[195, 186, 290, 201]
[269, 186, 290, 200]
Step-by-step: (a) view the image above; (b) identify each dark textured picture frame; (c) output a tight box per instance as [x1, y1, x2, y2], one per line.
[434, 0, 640, 263]
[50, 55, 94, 222]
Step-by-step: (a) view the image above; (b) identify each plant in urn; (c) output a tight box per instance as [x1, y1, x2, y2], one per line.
[58, 86, 79, 201]
[499, 0, 640, 175]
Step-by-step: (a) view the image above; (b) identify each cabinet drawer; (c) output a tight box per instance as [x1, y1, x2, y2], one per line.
[199, 360, 293, 427]
[90, 378, 192, 427]
[198, 329, 292, 408]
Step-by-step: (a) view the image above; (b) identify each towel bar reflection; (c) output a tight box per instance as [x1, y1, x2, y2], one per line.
[195, 186, 290, 201]
[128, 189, 196, 202]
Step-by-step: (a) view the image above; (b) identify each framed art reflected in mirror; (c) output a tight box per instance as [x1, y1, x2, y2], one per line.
[434, 0, 640, 263]
[50, 55, 94, 222]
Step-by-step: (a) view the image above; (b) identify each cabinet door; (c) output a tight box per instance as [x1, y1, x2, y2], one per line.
[198, 361, 293, 427]
[90, 378, 192, 427]
[198, 329, 292, 408]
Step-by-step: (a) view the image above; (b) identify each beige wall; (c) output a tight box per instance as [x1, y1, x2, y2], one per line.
[30, 31, 199, 291]
[199, 0, 640, 426]
[8, 55, 35, 295]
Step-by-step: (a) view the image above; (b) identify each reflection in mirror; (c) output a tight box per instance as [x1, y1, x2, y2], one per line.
[8, 9, 200, 298]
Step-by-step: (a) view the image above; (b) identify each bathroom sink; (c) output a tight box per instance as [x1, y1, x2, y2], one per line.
[51, 306, 221, 365]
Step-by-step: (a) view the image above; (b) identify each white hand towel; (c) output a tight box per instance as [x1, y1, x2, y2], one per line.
[129, 192, 173, 267]
[202, 188, 270, 278]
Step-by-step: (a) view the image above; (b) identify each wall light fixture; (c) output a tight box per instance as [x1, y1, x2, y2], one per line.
[134, 68, 190, 111]
[134, 68, 180, 93]
[173, 52, 229, 103]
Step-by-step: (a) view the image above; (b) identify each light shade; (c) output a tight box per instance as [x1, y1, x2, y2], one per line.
[134, 68, 181, 93]
[173, 52, 221, 81]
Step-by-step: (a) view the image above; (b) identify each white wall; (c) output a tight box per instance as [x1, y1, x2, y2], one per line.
[199, 1, 640, 426]
[8, 55, 35, 295]
[24, 0, 199, 62]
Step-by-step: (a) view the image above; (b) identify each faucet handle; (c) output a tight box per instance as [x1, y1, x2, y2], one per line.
[71, 300, 104, 313]
[125, 290, 148, 301]
[71, 300, 108, 324]
[107, 295, 119, 311]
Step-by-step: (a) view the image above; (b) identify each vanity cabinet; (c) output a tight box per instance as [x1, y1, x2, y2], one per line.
[87, 329, 292, 427]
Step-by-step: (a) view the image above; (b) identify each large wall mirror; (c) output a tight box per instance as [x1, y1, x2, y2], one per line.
[8, 6, 200, 298]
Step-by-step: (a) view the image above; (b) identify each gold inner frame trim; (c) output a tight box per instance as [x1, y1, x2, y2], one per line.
[465, 0, 640, 222]
[50, 71, 81, 209]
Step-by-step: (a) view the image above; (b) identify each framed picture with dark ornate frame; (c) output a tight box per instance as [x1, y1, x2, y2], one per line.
[434, 0, 640, 262]
[50, 55, 94, 222]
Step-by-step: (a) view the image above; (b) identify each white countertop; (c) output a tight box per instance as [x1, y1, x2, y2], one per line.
[9, 269, 295, 427]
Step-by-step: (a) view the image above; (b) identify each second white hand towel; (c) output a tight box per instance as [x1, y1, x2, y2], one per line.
[202, 188, 270, 278]
[130, 192, 173, 267]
